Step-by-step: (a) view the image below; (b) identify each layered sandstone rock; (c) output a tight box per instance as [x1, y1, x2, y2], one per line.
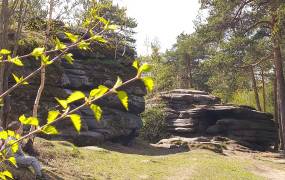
[8, 31, 146, 146]
[151, 89, 278, 150]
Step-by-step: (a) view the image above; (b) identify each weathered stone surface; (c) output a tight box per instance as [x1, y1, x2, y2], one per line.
[159, 89, 221, 108]
[9, 33, 146, 146]
[153, 89, 278, 150]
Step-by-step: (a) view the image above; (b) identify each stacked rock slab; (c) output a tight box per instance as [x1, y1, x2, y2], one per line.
[156, 89, 278, 150]
[9, 31, 146, 146]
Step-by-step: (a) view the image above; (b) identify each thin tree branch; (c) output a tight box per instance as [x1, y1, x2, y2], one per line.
[0, 24, 105, 99]
[235, 54, 273, 69]
[1, 75, 139, 152]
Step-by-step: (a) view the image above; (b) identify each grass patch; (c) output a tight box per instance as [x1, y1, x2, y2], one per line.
[32, 138, 269, 180]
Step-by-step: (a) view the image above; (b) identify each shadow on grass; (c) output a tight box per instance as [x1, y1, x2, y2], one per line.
[98, 139, 190, 156]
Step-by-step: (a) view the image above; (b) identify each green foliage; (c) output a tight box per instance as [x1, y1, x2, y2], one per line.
[138, 63, 151, 75]
[132, 60, 139, 70]
[89, 85, 109, 98]
[140, 104, 169, 143]
[230, 88, 274, 114]
[64, 32, 78, 43]
[8, 157, 17, 167]
[113, 77, 123, 90]
[90, 35, 107, 43]
[0, 131, 8, 140]
[69, 114, 81, 132]
[67, 91, 85, 103]
[0, 49, 11, 55]
[140, 42, 177, 92]
[90, 104, 102, 121]
[8, 56, 24, 66]
[55, 98, 68, 109]
[42, 125, 58, 135]
[55, 38, 67, 50]
[41, 55, 52, 65]
[0, 170, 13, 180]
[47, 111, 60, 124]
[78, 41, 90, 50]
[117, 91, 128, 110]
[142, 77, 154, 92]
[7, 140, 19, 154]
[19, 115, 39, 126]
[12, 74, 28, 85]
[31, 47, 45, 59]
[64, 53, 74, 64]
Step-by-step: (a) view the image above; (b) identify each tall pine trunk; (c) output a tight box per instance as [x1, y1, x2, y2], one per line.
[261, 68, 266, 112]
[272, 39, 285, 150]
[0, 0, 9, 128]
[250, 66, 262, 111]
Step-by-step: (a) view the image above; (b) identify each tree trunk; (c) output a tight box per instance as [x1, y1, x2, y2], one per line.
[261, 68, 266, 112]
[26, 0, 54, 153]
[273, 70, 282, 150]
[0, 0, 10, 128]
[272, 39, 285, 150]
[250, 66, 262, 111]
[184, 53, 192, 89]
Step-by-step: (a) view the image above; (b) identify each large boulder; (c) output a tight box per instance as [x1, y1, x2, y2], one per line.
[8, 31, 146, 146]
[151, 89, 278, 150]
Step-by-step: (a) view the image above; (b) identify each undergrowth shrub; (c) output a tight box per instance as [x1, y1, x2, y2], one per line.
[140, 103, 169, 143]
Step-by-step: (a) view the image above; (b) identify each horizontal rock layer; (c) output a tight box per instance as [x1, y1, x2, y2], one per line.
[153, 89, 278, 150]
[9, 34, 146, 146]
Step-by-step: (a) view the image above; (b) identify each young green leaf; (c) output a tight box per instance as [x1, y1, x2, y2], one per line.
[89, 85, 109, 98]
[55, 37, 67, 50]
[113, 77, 123, 90]
[142, 77, 154, 92]
[78, 41, 90, 50]
[90, 104, 102, 121]
[15, 133, 20, 140]
[91, 35, 107, 43]
[138, 63, 151, 75]
[64, 53, 74, 64]
[132, 60, 139, 70]
[0, 131, 8, 140]
[12, 74, 28, 85]
[2, 170, 13, 179]
[8, 157, 17, 167]
[32, 47, 45, 58]
[55, 98, 68, 109]
[47, 111, 60, 124]
[0, 172, 6, 180]
[19, 115, 39, 126]
[117, 91, 128, 110]
[42, 125, 58, 135]
[0, 49, 11, 55]
[69, 114, 81, 132]
[67, 91, 85, 103]
[97, 17, 108, 25]
[8, 140, 19, 153]
[9, 56, 24, 66]
[83, 19, 91, 27]
[65, 32, 78, 43]
[41, 55, 52, 65]
[7, 130, 15, 138]
[12, 74, 20, 83]
[105, 24, 118, 31]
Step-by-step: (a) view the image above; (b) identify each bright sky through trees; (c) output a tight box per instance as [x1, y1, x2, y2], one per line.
[113, 0, 200, 55]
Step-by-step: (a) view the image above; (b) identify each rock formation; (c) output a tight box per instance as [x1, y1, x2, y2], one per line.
[8, 31, 146, 146]
[151, 89, 278, 150]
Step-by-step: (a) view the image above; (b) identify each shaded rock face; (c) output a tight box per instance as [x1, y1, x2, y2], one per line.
[153, 89, 278, 150]
[9, 39, 146, 146]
